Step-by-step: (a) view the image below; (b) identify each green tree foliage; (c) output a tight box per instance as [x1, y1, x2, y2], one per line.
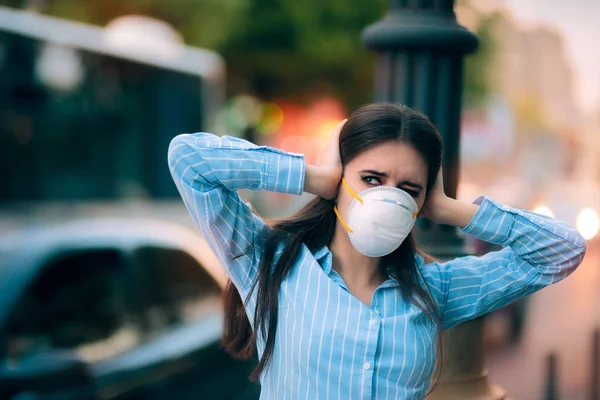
[463, 10, 501, 107]
[218, 0, 387, 108]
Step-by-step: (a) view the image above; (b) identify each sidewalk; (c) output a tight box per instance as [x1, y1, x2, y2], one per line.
[486, 241, 600, 399]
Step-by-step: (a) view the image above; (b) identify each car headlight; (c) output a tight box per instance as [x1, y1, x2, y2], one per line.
[533, 205, 555, 218]
[576, 208, 599, 240]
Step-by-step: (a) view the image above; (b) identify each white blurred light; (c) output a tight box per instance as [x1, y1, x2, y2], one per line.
[533, 205, 555, 218]
[36, 43, 84, 91]
[103, 15, 183, 60]
[576, 208, 599, 240]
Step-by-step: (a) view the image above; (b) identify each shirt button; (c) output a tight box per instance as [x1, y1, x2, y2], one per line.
[363, 362, 371, 370]
[369, 318, 377, 326]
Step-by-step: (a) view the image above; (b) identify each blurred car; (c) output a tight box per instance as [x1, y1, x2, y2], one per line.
[0, 218, 259, 400]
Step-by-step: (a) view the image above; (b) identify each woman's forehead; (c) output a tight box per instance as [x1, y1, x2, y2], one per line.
[349, 141, 427, 182]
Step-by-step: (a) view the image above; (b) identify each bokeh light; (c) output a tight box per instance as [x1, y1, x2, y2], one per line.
[36, 44, 84, 91]
[257, 103, 284, 136]
[314, 119, 345, 145]
[103, 15, 183, 60]
[576, 208, 599, 240]
[533, 205, 555, 218]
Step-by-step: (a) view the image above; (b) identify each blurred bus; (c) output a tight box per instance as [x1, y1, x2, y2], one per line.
[0, 7, 224, 211]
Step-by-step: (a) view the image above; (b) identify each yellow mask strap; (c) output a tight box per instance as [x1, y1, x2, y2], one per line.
[333, 205, 353, 234]
[333, 178, 361, 234]
[341, 178, 363, 204]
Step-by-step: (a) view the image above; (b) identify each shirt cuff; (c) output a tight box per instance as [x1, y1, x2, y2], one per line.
[461, 196, 515, 245]
[264, 148, 305, 195]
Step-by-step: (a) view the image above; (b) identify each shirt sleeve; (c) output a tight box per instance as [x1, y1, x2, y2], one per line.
[420, 197, 587, 330]
[167, 132, 305, 294]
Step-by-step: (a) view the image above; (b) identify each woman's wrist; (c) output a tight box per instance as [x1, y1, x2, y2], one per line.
[304, 164, 341, 200]
[431, 197, 480, 228]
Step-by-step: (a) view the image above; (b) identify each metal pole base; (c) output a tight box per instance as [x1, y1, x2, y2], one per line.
[428, 317, 508, 400]
[428, 375, 507, 400]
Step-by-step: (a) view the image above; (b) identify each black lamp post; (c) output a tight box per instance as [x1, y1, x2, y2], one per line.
[362, 1, 506, 398]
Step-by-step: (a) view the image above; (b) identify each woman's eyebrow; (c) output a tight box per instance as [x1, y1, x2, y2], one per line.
[359, 169, 387, 177]
[360, 169, 423, 190]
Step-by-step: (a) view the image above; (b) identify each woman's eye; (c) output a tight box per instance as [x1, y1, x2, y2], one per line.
[403, 189, 420, 198]
[361, 176, 381, 185]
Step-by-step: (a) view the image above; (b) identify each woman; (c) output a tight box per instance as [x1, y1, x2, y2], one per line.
[168, 103, 586, 399]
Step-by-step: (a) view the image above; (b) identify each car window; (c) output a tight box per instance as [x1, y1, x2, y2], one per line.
[4, 249, 143, 363]
[134, 247, 221, 332]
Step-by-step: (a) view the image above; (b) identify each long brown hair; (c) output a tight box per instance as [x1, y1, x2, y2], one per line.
[222, 103, 445, 386]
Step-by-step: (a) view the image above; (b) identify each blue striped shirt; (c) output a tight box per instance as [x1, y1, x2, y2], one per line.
[168, 132, 586, 400]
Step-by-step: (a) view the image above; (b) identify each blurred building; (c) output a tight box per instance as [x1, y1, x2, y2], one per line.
[456, 6, 590, 195]
[492, 17, 582, 129]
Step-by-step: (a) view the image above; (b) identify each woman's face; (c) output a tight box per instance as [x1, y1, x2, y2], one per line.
[338, 140, 429, 218]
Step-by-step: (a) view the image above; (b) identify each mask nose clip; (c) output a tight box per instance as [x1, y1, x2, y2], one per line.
[372, 198, 418, 218]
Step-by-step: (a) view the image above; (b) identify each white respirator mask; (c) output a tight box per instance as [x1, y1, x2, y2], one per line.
[333, 178, 419, 257]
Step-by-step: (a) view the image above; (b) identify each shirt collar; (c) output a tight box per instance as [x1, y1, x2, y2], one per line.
[313, 245, 407, 289]
[313, 245, 333, 274]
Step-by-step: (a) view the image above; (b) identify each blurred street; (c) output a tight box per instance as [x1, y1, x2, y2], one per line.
[487, 240, 600, 399]
[2, 1, 600, 399]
